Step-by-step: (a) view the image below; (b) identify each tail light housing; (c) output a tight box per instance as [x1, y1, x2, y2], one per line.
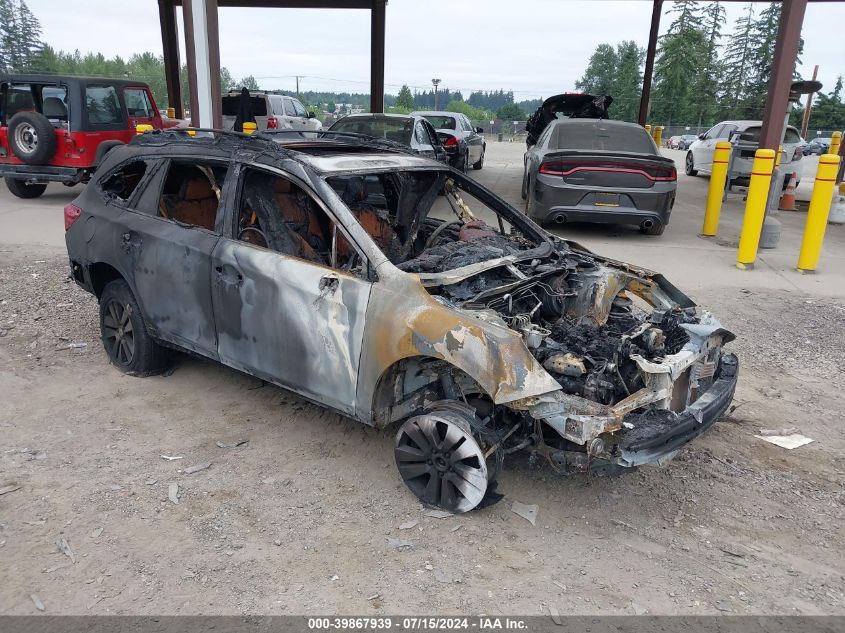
[442, 135, 458, 149]
[792, 146, 802, 161]
[539, 159, 676, 181]
[64, 203, 82, 230]
[267, 116, 279, 129]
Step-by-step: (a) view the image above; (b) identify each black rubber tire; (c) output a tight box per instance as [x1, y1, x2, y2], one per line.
[685, 152, 698, 177]
[8, 112, 57, 165]
[461, 151, 469, 173]
[99, 279, 172, 376]
[472, 146, 485, 170]
[640, 222, 666, 236]
[4, 178, 47, 199]
[521, 172, 528, 199]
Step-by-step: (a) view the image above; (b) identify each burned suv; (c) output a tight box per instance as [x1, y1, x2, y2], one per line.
[65, 129, 738, 513]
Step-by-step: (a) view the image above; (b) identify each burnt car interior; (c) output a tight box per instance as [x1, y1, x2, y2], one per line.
[157, 161, 227, 231]
[100, 160, 148, 202]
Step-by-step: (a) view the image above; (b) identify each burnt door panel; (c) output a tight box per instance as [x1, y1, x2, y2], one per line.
[210, 238, 371, 416]
[117, 211, 220, 358]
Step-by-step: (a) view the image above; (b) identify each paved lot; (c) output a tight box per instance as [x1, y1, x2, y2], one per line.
[0, 143, 843, 616]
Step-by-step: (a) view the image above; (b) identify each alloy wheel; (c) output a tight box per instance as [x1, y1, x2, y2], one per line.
[394, 412, 488, 513]
[102, 299, 135, 366]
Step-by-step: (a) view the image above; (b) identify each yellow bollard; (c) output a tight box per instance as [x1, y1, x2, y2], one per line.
[776, 144, 783, 168]
[166, 107, 176, 119]
[796, 154, 841, 273]
[653, 126, 663, 147]
[736, 149, 776, 269]
[702, 141, 732, 236]
[645, 124, 651, 135]
[135, 123, 154, 135]
[829, 131, 841, 157]
[242, 121, 257, 135]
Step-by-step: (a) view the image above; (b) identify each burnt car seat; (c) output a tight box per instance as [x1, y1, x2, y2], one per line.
[271, 178, 328, 258]
[340, 177, 399, 259]
[160, 177, 218, 230]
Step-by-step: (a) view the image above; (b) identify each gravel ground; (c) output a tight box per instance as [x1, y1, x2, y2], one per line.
[1, 247, 843, 616]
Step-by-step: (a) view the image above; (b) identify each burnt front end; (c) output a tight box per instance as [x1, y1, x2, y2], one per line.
[405, 234, 737, 474]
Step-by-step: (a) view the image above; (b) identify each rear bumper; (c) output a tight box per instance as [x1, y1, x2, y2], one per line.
[529, 174, 675, 227]
[0, 164, 86, 184]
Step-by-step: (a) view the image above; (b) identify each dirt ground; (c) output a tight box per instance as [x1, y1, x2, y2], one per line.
[1, 238, 843, 616]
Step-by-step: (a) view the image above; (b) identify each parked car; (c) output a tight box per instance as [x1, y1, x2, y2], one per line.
[411, 110, 485, 171]
[666, 135, 682, 149]
[686, 120, 804, 187]
[221, 91, 322, 133]
[525, 93, 612, 147]
[677, 134, 698, 150]
[523, 118, 676, 235]
[64, 129, 737, 512]
[0, 73, 181, 198]
[327, 113, 447, 163]
[803, 137, 831, 155]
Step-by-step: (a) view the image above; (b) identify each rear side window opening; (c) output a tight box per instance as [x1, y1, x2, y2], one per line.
[222, 95, 268, 117]
[551, 121, 656, 154]
[100, 160, 149, 204]
[1, 83, 68, 126]
[422, 115, 457, 130]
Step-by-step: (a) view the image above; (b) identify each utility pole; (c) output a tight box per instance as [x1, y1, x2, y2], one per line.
[295, 75, 301, 96]
[432, 78, 441, 110]
[800, 65, 819, 139]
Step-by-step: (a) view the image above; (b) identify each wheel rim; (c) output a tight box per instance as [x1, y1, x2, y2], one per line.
[102, 299, 135, 366]
[14, 123, 38, 154]
[394, 413, 488, 513]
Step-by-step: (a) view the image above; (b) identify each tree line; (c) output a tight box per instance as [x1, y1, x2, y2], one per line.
[576, 0, 845, 130]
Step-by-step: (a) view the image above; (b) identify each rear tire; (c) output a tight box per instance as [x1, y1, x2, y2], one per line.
[685, 152, 698, 176]
[472, 145, 485, 170]
[99, 279, 172, 376]
[5, 178, 47, 199]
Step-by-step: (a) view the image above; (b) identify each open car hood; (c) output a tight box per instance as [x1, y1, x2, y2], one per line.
[526, 93, 613, 147]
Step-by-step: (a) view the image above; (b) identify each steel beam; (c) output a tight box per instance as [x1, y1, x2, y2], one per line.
[183, 0, 223, 128]
[158, 0, 183, 119]
[757, 0, 808, 151]
[638, 0, 662, 127]
[370, 0, 386, 113]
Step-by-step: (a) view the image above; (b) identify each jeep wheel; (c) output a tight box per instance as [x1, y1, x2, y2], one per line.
[4, 178, 47, 199]
[99, 279, 172, 376]
[8, 112, 57, 165]
[394, 406, 488, 513]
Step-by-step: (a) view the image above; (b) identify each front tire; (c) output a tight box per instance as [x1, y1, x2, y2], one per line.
[5, 178, 47, 199]
[99, 279, 172, 376]
[685, 152, 698, 176]
[394, 405, 489, 513]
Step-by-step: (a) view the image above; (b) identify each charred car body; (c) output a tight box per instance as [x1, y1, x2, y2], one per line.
[65, 129, 737, 513]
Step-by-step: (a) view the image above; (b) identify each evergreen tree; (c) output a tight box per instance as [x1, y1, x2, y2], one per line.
[395, 84, 414, 110]
[811, 75, 845, 129]
[575, 43, 618, 96]
[720, 2, 755, 115]
[612, 40, 644, 122]
[694, 1, 726, 125]
[0, 0, 42, 71]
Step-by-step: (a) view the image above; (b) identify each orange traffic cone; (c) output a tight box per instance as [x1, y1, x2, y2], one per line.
[779, 172, 797, 211]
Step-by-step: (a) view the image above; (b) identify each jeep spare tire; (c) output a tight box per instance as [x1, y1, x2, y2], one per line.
[8, 112, 57, 165]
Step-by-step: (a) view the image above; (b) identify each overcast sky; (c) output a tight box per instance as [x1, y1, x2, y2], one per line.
[26, 0, 845, 100]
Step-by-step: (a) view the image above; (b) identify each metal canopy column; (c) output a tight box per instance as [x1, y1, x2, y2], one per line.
[158, 0, 183, 119]
[183, 0, 223, 128]
[370, 0, 386, 113]
[757, 0, 808, 151]
[638, 0, 662, 127]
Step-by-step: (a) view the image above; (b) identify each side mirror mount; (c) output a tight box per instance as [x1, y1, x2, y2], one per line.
[698, 133, 706, 140]
[475, 127, 483, 133]
[308, 111, 316, 119]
